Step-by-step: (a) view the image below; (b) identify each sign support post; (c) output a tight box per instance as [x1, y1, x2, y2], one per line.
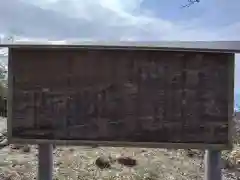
[38, 144, 53, 180]
[204, 150, 222, 180]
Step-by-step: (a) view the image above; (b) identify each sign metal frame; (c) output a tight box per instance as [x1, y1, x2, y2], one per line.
[6, 42, 235, 150]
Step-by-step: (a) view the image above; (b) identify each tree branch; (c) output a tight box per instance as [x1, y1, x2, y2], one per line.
[181, 0, 200, 8]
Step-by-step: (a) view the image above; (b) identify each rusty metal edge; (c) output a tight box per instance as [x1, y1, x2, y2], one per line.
[8, 138, 231, 150]
[1, 41, 240, 53]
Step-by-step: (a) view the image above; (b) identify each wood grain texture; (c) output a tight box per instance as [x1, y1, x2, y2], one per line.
[8, 48, 234, 149]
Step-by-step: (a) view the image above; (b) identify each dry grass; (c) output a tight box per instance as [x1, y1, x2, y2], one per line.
[222, 144, 240, 170]
[0, 145, 206, 180]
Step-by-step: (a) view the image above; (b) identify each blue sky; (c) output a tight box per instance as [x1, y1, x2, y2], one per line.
[23, 0, 240, 41]
[141, 0, 240, 27]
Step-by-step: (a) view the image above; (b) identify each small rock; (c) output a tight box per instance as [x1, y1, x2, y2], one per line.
[91, 144, 99, 148]
[22, 145, 31, 153]
[11, 163, 17, 168]
[117, 156, 137, 167]
[185, 149, 203, 158]
[69, 148, 75, 152]
[141, 149, 147, 153]
[95, 156, 112, 169]
[186, 149, 195, 158]
[55, 161, 62, 166]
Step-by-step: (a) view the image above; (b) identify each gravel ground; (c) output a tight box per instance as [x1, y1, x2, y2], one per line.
[0, 117, 238, 180]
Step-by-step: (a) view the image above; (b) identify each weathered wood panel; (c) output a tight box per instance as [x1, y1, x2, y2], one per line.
[8, 47, 234, 149]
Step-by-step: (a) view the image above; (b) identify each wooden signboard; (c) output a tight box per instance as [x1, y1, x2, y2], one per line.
[7, 45, 234, 149]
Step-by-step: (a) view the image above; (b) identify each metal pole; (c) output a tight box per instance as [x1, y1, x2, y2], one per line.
[38, 144, 53, 180]
[204, 150, 222, 180]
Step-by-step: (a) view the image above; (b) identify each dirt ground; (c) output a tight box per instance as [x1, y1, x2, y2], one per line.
[0, 117, 239, 180]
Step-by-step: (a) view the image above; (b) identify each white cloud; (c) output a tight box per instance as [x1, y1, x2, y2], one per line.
[99, 0, 143, 13]
[21, 0, 239, 41]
